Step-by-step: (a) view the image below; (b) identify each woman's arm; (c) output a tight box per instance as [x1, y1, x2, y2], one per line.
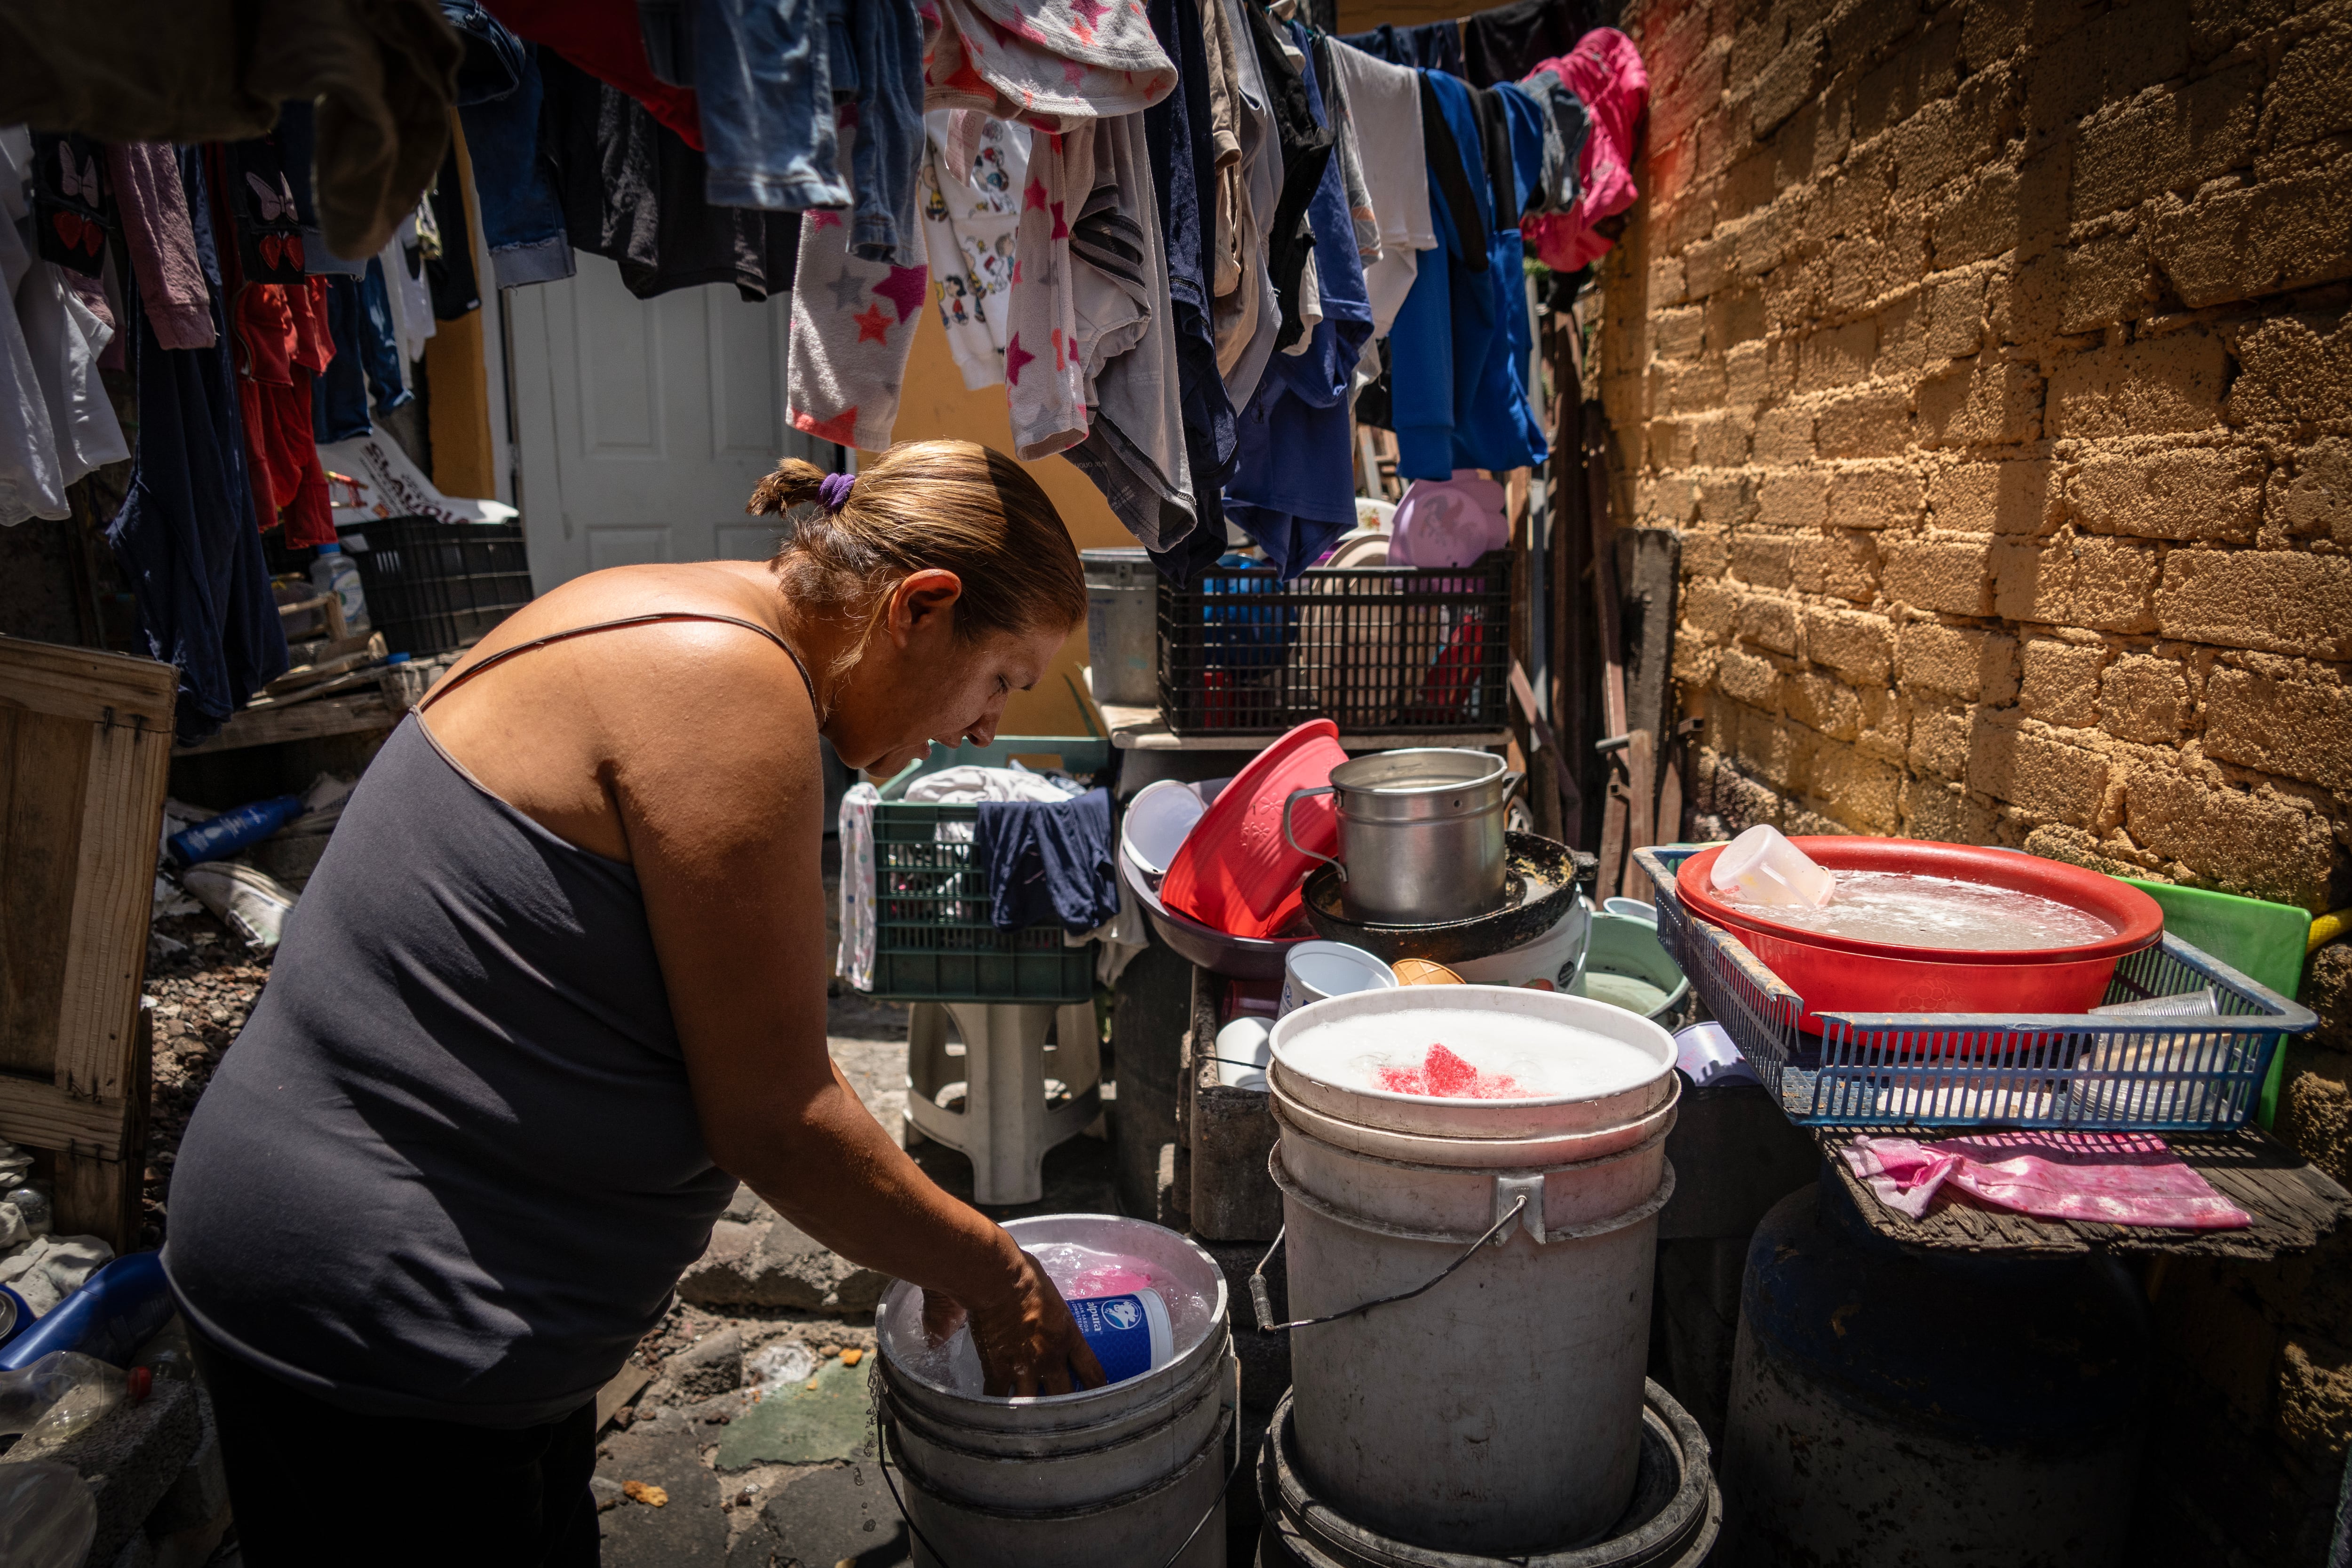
[606, 629, 1102, 1395]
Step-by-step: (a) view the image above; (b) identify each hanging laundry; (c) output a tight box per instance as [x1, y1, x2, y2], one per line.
[312, 277, 374, 443]
[1138, 0, 1234, 583]
[108, 147, 290, 743]
[920, 110, 1027, 390]
[30, 133, 111, 278]
[379, 213, 438, 361]
[1, 126, 129, 526]
[0, 0, 461, 259]
[457, 45, 577, 288]
[925, 0, 1176, 133]
[209, 144, 338, 549]
[106, 144, 215, 352]
[1000, 125, 1088, 459]
[1388, 69, 1544, 481]
[1314, 39, 1377, 263]
[1460, 0, 1591, 88]
[1209, 0, 1280, 411]
[1514, 59, 1591, 218]
[1322, 40, 1432, 336]
[692, 0, 848, 212]
[423, 148, 482, 318]
[1519, 28, 1645, 274]
[1240, 0, 1333, 355]
[1222, 21, 1370, 579]
[785, 114, 929, 451]
[1062, 112, 1194, 554]
[484, 0, 707, 149]
[439, 0, 530, 104]
[540, 53, 803, 300]
[840, 0, 930, 266]
[222, 137, 308, 285]
[1334, 20, 1463, 77]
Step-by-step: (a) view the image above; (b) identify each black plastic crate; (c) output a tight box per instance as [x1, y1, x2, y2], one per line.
[336, 517, 534, 657]
[1155, 551, 1512, 734]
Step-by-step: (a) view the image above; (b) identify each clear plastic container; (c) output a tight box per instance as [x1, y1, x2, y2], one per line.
[1710, 824, 1836, 908]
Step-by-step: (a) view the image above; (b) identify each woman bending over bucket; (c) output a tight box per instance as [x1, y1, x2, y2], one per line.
[165, 441, 1108, 1565]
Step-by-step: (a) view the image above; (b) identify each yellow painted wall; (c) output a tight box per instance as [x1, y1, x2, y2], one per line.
[427, 118, 500, 501]
[867, 299, 1132, 739]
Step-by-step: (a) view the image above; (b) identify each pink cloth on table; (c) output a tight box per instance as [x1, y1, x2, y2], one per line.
[1841, 1130, 2252, 1230]
[1518, 28, 1646, 273]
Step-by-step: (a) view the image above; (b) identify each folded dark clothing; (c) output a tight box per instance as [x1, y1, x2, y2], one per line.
[973, 788, 1119, 935]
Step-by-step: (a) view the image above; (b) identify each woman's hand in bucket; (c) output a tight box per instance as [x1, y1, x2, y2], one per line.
[964, 1248, 1108, 1397]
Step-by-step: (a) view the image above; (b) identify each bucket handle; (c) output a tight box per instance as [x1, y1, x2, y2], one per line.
[1282, 786, 1345, 883]
[1246, 1194, 1530, 1335]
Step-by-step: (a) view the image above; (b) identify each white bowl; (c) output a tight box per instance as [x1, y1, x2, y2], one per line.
[1121, 779, 1207, 878]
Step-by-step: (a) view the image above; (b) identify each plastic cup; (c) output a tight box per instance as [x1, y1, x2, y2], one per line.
[1709, 824, 1836, 907]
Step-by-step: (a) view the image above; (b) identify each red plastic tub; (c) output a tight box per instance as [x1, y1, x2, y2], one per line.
[1160, 720, 1347, 939]
[1674, 837, 2163, 1030]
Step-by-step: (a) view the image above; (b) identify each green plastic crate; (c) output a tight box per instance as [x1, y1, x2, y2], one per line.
[865, 701, 1110, 1003]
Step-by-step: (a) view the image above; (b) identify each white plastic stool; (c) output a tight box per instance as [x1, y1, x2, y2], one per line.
[905, 1001, 1103, 1205]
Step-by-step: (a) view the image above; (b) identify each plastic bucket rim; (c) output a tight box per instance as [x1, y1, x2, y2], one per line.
[1673, 837, 2163, 968]
[1270, 985, 1677, 1119]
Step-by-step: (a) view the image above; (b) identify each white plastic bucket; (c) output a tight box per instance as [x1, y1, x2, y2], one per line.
[1265, 988, 1677, 1555]
[874, 1215, 1237, 1567]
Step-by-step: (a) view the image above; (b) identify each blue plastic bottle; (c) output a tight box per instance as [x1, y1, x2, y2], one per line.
[167, 796, 304, 867]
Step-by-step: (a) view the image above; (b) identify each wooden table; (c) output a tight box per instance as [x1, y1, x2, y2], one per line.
[1815, 1125, 2351, 1263]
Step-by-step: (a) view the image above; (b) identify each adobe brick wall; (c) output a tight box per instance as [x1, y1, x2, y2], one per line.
[1600, 0, 2351, 920]
[1594, 1, 2352, 1560]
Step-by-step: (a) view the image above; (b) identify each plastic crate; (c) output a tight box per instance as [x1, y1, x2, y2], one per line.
[1155, 550, 1511, 734]
[1634, 845, 2318, 1133]
[336, 516, 534, 657]
[864, 719, 1111, 1003]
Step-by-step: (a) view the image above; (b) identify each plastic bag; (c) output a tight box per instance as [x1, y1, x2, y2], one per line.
[0, 1461, 97, 1568]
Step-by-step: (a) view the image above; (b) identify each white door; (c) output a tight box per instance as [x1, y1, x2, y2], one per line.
[508, 253, 833, 594]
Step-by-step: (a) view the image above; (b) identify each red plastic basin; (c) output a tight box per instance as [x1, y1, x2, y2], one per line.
[1160, 720, 1347, 940]
[1675, 837, 2163, 1032]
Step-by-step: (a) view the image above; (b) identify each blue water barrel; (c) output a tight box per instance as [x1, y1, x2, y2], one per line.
[1716, 1181, 2153, 1567]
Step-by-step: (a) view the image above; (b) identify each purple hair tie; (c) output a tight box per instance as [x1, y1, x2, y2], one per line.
[817, 471, 856, 512]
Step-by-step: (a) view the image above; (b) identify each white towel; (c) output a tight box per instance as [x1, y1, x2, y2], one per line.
[835, 782, 881, 991]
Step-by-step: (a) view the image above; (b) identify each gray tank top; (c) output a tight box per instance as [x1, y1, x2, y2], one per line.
[164, 614, 814, 1426]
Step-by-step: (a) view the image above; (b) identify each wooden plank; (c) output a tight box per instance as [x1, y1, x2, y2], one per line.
[0, 1076, 133, 1152]
[0, 708, 90, 1076]
[173, 692, 398, 756]
[0, 637, 175, 728]
[55, 715, 169, 1098]
[1619, 728, 1656, 901]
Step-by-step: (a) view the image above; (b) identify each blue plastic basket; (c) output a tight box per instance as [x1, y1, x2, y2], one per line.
[1634, 845, 2318, 1132]
[862, 703, 1110, 1003]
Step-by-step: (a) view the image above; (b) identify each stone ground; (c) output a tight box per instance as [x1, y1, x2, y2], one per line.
[143, 852, 1122, 1567]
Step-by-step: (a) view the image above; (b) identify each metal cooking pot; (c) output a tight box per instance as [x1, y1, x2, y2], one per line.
[1281, 748, 1518, 924]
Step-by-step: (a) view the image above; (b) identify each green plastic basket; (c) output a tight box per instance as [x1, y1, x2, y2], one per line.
[864, 698, 1110, 1003]
[2117, 878, 2311, 1127]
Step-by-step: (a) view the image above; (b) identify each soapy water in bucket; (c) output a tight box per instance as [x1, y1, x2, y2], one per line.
[1731, 869, 2114, 951]
[878, 1242, 1214, 1397]
[1711, 825, 2114, 951]
[1289, 1008, 1663, 1101]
